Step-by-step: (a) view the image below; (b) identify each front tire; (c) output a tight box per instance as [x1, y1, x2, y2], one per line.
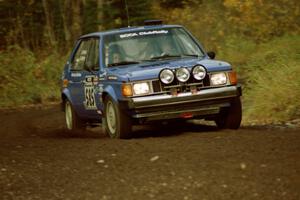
[215, 97, 242, 129]
[103, 97, 132, 139]
[64, 100, 86, 132]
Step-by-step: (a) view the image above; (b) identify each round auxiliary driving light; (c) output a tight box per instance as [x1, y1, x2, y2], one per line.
[159, 69, 174, 84]
[192, 65, 206, 80]
[176, 67, 190, 83]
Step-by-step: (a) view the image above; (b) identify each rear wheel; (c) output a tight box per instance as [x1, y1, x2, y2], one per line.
[103, 97, 132, 139]
[215, 97, 242, 129]
[64, 100, 86, 132]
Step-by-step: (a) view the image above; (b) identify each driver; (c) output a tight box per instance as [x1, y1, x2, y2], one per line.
[161, 39, 176, 55]
[108, 44, 123, 64]
[112, 52, 121, 63]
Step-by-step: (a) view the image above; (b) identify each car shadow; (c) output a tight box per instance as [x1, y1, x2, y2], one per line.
[132, 120, 219, 139]
[51, 129, 105, 139]
[28, 127, 105, 139]
[31, 120, 219, 139]
[1, 105, 220, 140]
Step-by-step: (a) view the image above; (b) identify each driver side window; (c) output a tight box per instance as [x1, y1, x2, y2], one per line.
[85, 38, 100, 70]
[71, 40, 91, 70]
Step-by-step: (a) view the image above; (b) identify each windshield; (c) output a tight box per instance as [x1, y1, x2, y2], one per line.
[103, 27, 204, 67]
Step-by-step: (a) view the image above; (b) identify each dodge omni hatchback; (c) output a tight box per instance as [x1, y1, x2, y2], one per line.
[61, 20, 242, 139]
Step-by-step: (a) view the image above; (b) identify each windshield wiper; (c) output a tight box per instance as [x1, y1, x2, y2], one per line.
[140, 59, 157, 62]
[150, 54, 203, 61]
[150, 54, 182, 60]
[181, 54, 200, 58]
[108, 61, 140, 67]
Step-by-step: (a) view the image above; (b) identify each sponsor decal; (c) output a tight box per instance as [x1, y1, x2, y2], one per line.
[83, 75, 98, 110]
[107, 76, 118, 80]
[71, 72, 82, 77]
[98, 84, 104, 93]
[84, 83, 97, 110]
[85, 76, 99, 85]
[119, 30, 168, 39]
[99, 73, 106, 81]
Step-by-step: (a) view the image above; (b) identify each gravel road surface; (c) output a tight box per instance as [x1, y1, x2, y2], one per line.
[0, 105, 299, 200]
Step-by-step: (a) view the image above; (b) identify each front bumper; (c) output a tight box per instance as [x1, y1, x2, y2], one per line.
[126, 85, 242, 121]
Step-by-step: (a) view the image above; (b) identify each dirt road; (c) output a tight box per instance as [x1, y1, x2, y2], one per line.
[0, 105, 299, 200]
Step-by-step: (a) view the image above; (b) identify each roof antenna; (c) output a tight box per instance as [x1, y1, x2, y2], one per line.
[124, 0, 130, 27]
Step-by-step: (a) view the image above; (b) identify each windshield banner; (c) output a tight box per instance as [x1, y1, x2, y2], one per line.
[120, 30, 169, 39]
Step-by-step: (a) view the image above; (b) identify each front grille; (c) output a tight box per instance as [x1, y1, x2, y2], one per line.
[152, 80, 162, 93]
[151, 74, 211, 95]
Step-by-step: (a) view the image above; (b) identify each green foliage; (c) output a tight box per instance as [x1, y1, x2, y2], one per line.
[154, 0, 300, 49]
[0, 46, 36, 106]
[223, 0, 300, 41]
[0, 46, 66, 107]
[217, 35, 257, 66]
[218, 35, 300, 122]
[241, 35, 300, 122]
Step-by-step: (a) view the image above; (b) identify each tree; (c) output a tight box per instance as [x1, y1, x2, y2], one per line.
[158, 0, 198, 9]
[102, 0, 153, 29]
[223, 0, 300, 41]
[42, 0, 56, 48]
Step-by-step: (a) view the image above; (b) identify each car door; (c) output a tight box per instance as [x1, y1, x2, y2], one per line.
[68, 37, 100, 119]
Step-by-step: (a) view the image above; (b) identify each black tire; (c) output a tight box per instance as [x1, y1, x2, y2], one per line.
[215, 97, 242, 129]
[64, 100, 86, 132]
[103, 97, 132, 139]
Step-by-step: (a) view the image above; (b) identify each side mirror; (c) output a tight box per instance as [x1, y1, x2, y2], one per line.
[207, 51, 216, 59]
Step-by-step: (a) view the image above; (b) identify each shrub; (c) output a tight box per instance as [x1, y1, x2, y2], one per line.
[242, 35, 300, 122]
[0, 46, 66, 107]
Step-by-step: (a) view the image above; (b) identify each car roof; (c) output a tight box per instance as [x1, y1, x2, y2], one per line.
[79, 24, 183, 39]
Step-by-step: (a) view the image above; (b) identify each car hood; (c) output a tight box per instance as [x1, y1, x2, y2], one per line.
[106, 57, 232, 82]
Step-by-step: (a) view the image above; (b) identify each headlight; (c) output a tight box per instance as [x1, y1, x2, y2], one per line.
[133, 82, 150, 95]
[192, 65, 206, 80]
[176, 67, 190, 83]
[159, 69, 174, 84]
[210, 72, 227, 85]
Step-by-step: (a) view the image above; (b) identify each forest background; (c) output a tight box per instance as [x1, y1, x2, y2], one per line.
[0, 0, 299, 124]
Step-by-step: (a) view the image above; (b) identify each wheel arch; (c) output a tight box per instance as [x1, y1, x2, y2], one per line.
[61, 88, 73, 111]
[101, 85, 119, 105]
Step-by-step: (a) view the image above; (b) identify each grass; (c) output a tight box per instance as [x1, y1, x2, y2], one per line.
[0, 46, 66, 107]
[218, 35, 300, 123]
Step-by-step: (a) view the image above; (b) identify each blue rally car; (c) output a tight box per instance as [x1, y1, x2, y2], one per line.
[61, 20, 242, 139]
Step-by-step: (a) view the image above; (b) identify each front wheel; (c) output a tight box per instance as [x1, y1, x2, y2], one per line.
[215, 97, 242, 129]
[103, 97, 132, 139]
[64, 100, 86, 132]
